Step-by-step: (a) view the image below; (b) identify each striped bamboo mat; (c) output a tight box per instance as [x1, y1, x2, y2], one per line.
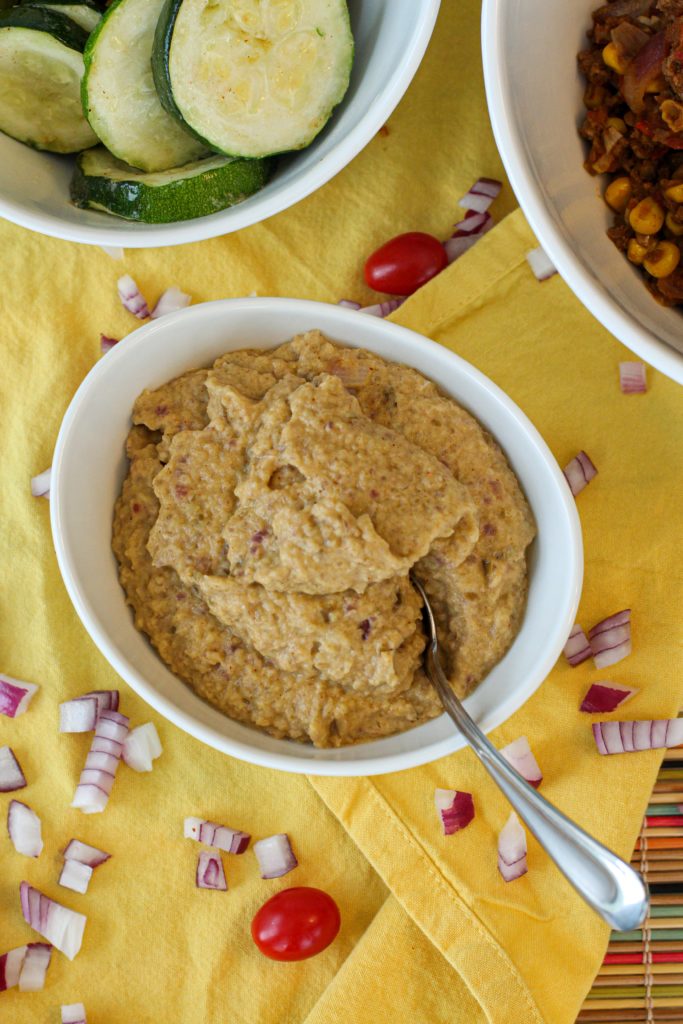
[576, 749, 683, 1023]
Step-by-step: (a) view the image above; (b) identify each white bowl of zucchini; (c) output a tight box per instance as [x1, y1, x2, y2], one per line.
[0, 0, 440, 247]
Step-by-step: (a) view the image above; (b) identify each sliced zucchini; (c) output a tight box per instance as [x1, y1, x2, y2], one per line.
[152, 0, 354, 159]
[0, 7, 97, 152]
[22, 0, 101, 34]
[70, 145, 272, 222]
[82, 0, 206, 173]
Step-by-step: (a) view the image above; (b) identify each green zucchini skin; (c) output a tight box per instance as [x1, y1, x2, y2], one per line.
[70, 146, 273, 223]
[21, 0, 101, 34]
[0, 5, 88, 49]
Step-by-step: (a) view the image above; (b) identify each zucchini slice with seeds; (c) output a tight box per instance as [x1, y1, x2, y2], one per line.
[152, 0, 354, 159]
[70, 145, 273, 222]
[82, 0, 206, 173]
[0, 6, 97, 152]
[21, 0, 101, 34]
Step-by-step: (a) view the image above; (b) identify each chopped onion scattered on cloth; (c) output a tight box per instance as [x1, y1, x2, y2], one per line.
[117, 275, 150, 319]
[0, 946, 27, 991]
[0, 674, 39, 717]
[253, 834, 298, 878]
[359, 298, 405, 318]
[434, 789, 475, 835]
[563, 450, 598, 497]
[122, 722, 162, 772]
[458, 177, 502, 214]
[589, 609, 632, 669]
[8, 800, 43, 857]
[100, 334, 119, 354]
[580, 682, 638, 714]
[619, 361, 647, 394]
[593, 718, 683, 754]
[150, 287, 192, 320]
[337, 299, 362, 310]
[445, 210, 494, 264]
[18, 943, 52, 992]
[59, 860, 93, 895]
[196, 851, 228, 891]
[563, 624, 592, 666]
[72, 710, 129, 814]
[184, 817, 250, 854]
[59, 697, 98, 733]
[497, 811, 528, 882]
[20, 882, 86, 960]
[62, 1003, 87, 1024]
[499, 736, 543, 788]
[83, 690, 119, 718]
[0, 746, 27, 792]
[63, 838, 110, 868]
[30, 468, 52, 499]
[526, 246, 558, 281]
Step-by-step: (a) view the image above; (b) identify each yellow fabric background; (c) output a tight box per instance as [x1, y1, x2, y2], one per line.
[1, 2, 682, 1022]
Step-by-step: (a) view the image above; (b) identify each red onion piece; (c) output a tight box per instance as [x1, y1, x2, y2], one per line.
[0, 745, 27, 791]
[18, 943, 52, 992]
[458, 177, 502, 214]
[499, 736, 543, 789]
[563, 624, 592, 666]
[100, 334, 119, 354]
[497, 811, 528, 882]
[445, 210, 494, 264]
[611, 21, 649, 62]
[150, 286, 191, 320]
[337, 299, 362, 310]
[526, 246, 558, 281]
[434, 789, 475, 835]
[20, 883, 86, 960]
[0, 946, 27, 991]
[589, 609, 632, 669]
[563, 450, 598, 497]
[196, 851, 228, 890]
[63, 838, 110, 869]
[30, 468, 52, 499]
[359, 297, 405, 318]
[117, 275, 150, 319]
[0, 673, 39, 717]
[619, 361, 647, 394]
[183, 817, 250, 854]
[593, 717, 683, 754]
[59, 697, 98, 733]
[90, 736, 123, 758]
[96, 709, 129, 743]
[580, 682, 638, 713]
[122, 722, 162, 772]
[62, 1004, 87, 1024]
[59, 860, 93, 895]
[8, 800, 43, 857]
[81, 690, 119, 722]
[253, 834, 298, 878]
[623, 31, 667, 114]
[72, 711, 128, 813]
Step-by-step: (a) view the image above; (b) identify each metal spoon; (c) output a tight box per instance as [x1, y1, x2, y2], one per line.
[411, 575, 648, 931]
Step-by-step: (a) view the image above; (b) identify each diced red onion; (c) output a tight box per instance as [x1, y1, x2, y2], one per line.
[150, 286, 192, 320]
[0, 673, 39, 717]
[72, 711, 128, 813]
[90, 736, 123, 758]
[117, 275, 150, 319]
[444, 210, 494, 264]
[62, 1003, 87, 1024]
[184, 817, 250, 854]
[59, 697, 98, 733]
[8, 800, 43, 857]
[337, 299, 362, 310]
[96, 709, 129, 742]
[99, 244, 123, 260]
[359, 297, 405, 318]
[59, 860, 93, 895]
[619, 361, 647, 394]
[434, 789, 475, 835]
[563, 624, 592, 666]
[100, 334, 119, 354]
[499, 736, 543, 789]
[196, 851, 228, 891]
[0, 745, 27, 791]
[18, 943, 52, 992]
[563, 450, 598, 497]
[497, 811, 528, 882]
[593, 717, 683, 754]
[0, 946, 27, 991]
[30, 468, 52, 499]
[458, 177, 502, 214]
[122, 722, 162, 772]
[253, 834, 298, 878]
[20, 882, 86, 960]
[85, 750, 119, 774]
[526, 246, 558, 281]
[63, 838, 110, 868]
[83, 690, 119, 718]
[589, 609, 631, 669]
[623, 30, 667, 114]
[580, 682, 638, 714]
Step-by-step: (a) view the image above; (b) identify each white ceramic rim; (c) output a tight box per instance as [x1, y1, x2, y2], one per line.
[481, 0, 683, 386]
[0, 2, 440, 249]
[50, 298, 583, 775]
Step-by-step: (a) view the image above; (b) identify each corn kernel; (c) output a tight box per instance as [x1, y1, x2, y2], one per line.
[606, 117, 626, 133]
[627, 239, 648, 265]
[665, 182, 683, 203]
[629, 198, 665, 234]
[666, 212, 683, 236]
[605, 177, 632, 212]
[602, 42, 628, 74]
[643, 240, 681, 277]
[661, 99, 683, 133]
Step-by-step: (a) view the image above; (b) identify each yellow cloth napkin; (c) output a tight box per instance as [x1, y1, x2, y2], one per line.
[1, 2, 683, 1021]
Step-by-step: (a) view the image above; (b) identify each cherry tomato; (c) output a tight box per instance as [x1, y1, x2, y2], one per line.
[251, 886, 341, 962]
[364, 231, 448, 295]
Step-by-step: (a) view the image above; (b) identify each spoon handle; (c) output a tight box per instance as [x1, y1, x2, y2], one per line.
[426, 643, 649, 931]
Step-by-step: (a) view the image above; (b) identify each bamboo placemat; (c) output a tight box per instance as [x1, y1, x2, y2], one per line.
[576, 747, 683, 1023]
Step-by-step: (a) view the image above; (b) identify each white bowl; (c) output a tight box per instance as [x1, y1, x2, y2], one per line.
[482, 0, 683, 385]
[50, 298, 582, 775]
[0, 1, 439, 248]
